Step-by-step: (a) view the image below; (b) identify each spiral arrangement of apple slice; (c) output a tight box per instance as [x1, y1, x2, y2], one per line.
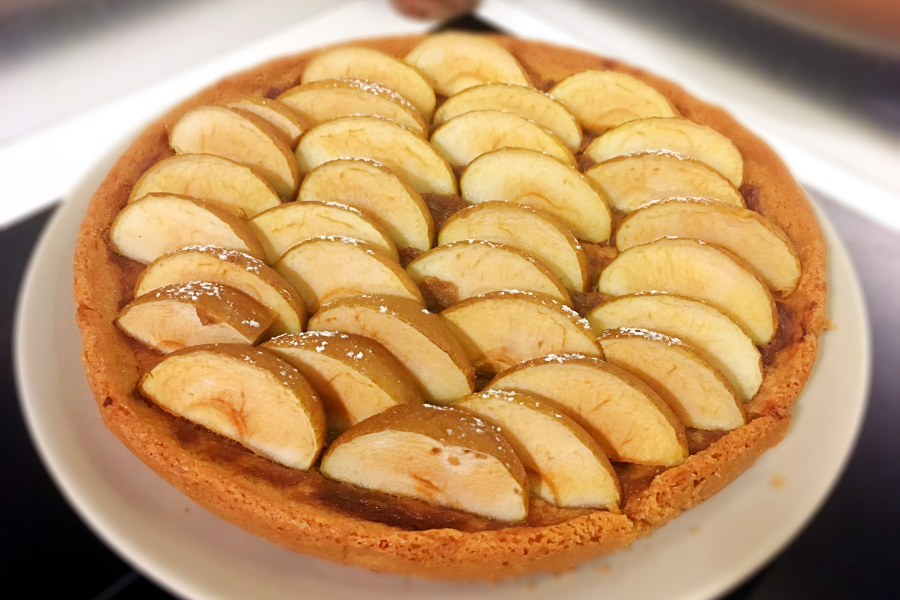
[108, 32, 803, 522]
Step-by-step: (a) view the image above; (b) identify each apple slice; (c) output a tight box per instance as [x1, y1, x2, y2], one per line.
[550, 70, 678, 131]
[278, 79, 427, 136]
[460, 148, 611, 243]
[431, 110, 575, 169]
[129, 154, 281, 219]
[616, 199, 801, 293]
[320, 403, 527, 522]
[274, 237, 424, 314]
[295, 116, 456, 195]
[404, 32, 532, 96]
[169, 105, 299, 198]
[262, 331, 422, 432]
[406, 240, 572, 310]
[438, 202, 588, 291]
[298, 159, 434, 252]
[116, 281, 276, 353]
[224, 96, 310, 147]
[301, 46, 436, 119]
[309, 295, 475, 405]
[585, 117, 743, 186]
[599, 328, 745, 431]
[135, 246, 305, 336]
[433, 83, 581, 152]
[439, 291, 601, 376]
[249, 200, 398, 264]
[485, 355, 688, 466]
[454, 389, 620, 508]
[584, 152, 744, 213]
[598, 238, 778, 344]
[110, 193, 266, 264]
[587, 294, 762, 401]
[141, 345, 326, 470]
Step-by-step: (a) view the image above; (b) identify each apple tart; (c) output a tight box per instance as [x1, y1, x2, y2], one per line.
[74, 32, 826, 581]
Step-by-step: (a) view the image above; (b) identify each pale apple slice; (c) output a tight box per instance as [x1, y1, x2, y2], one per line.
[406, 240, 572, 310]
[298, 159, 434, 252]
[431, 110, 575, 169]
[224, 96, 310, 147]
[404, 32, 532, 96]
[169, 105, 299, 198]
[249, 200, 398, 264]
[439, 291, 601, 376]
[309, 295, 474, 405]
[275, 237, 424, 314]
[438, 202, 588, 291]
[587, 294, 762, 401]
[460, 148, 611, 242]
[616, 199, 801, 293]
[262, 331, 422, 433]
[320, 404, 527, 522]
[584, 152, 744, 213]
[135, 246, 305, 336]
[585, 118, 743, 186]
[550, 70, 678, 131]
[455, 389, 620, 508]
[296, 116, 456, 195]
[278, 79, 427, 136]
[485, 355, 688, 466]
[301, 46, 437, 119]
[599, 329, 745, 431]
[129, 154, 281, 219]
[116, 281, 276, 353]
[433, 83, 581, 152]
[599, 238, 777, 344]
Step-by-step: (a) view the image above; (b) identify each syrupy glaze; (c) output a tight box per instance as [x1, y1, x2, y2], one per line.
[422, 192, 469, 233]
[418, 275, 460, 312]
[761, 302, 796, 367]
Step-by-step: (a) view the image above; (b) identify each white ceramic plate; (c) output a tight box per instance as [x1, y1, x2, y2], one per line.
[16, 137, 869, 600]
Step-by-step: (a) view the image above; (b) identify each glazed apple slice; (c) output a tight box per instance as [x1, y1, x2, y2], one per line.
[320, 404, 527, 522]
[140, 344, 326, 470]
[224, 96, 310, 147]
[135, 246, 305, 336]
[460, 148, 611, 243]
[309, 295, 475, 405]
[262, 331, 422, 433]
[169, 105, 299, 198]
[485, 355, 688, 466]
[455, 389, 620, 508]
[110, 193, 266, 264]
[295, 116, 456, 195]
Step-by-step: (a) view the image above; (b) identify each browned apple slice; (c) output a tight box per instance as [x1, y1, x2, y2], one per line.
[439, 291, 601, 376]
[135, 246, 305, 336]
[110, 193, 266, 264]
[169, 105, 299, 198]
[584, 152, 744, 213]
[128, 154, 281, 219]
[598, 238, 778, 344]
[320, 404, 527, 522]
[140, 344, 326, 470]
[485, 355, 688, 466]
[249, 200, 398, 264]
[116, 281, 276, 353]
[298, 159, 434, 252]
[585, 118, 743, 186]
[309, 295, 474, 405]
[616, 199, 801, 293]
[431, 110, 575, 168]
[460, 148, 611, 242]
[262, 331, 422, 433]
[438, 202, 588, 291]
[404, 32, 532, 96]
[275, 237, 424, 314]
[550, 70, 678, 131]
[295, 116, 456, 195]
[224, 96, 310, 147]
[599, 329, 745, 431]
[454, 389, 620, 508]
